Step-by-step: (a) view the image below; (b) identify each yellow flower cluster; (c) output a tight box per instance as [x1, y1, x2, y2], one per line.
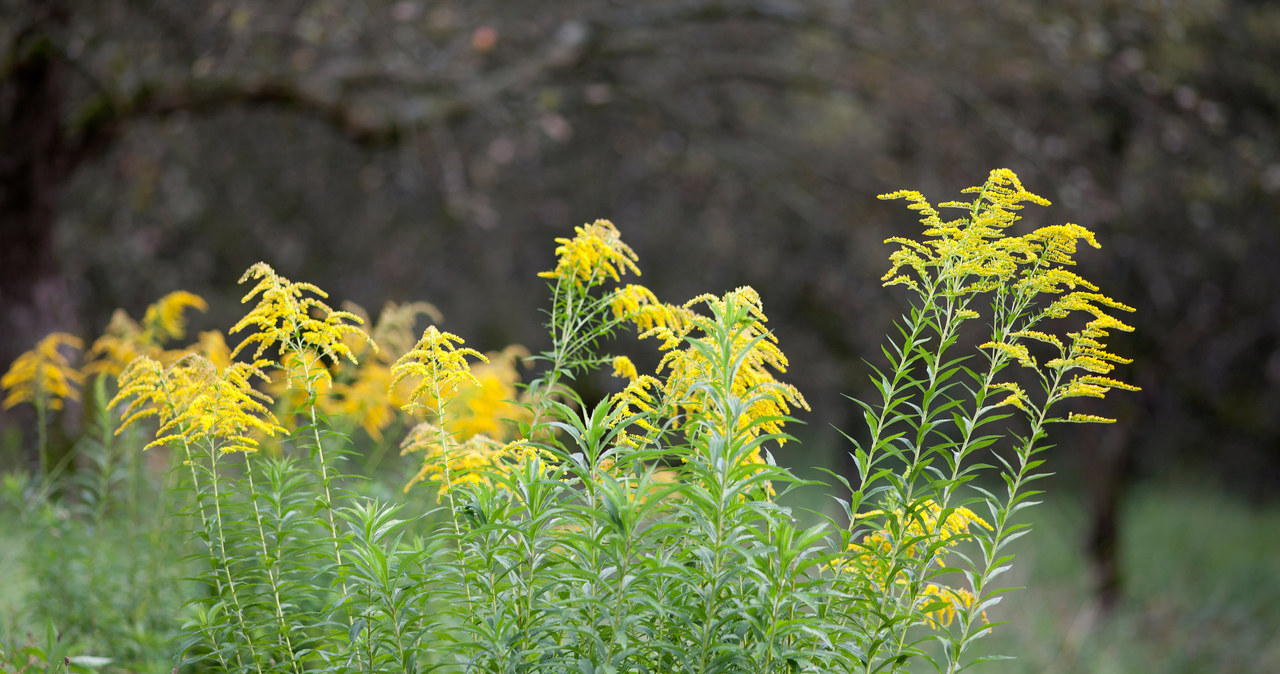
[112, 355, 283, 454]
[918, 583, 985, 630]
[85, 291, 215, 376]
[231, 262, 373, 366]
[449, 345, 532, 440]
[391, 326, 487, 415]
[606, 286, 809, 495]
[141, 290, 208, 344]
[399, 422, 545, 496]
[879, 169, 1051, 294]
[882, 169, 1138, 421]
[847, 500, 994, 569]
[609, 284, 695, 334]
[651, 287, 809, 444]
[833, 499, 993, 629]
[1, 333, 84, 411]
[538, 219, 641, 287]
[391, 328, 538, 493]
[294, 301, 442, 440]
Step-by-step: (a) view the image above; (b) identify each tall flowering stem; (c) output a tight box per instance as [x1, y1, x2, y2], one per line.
[2, 333, 84, 477]
[112, 354, 284, 672]
[230, 262, 375, 656]
[833, 169, 1139, 671]
[532, 220, 641, 416]
[391, 325, 487, 616]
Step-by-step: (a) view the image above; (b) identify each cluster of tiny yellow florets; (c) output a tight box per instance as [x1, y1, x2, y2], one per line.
[273, 300, 441, 440]
[111, 354, 283, 454]
[391, 326, 487, 415]
[449, 345, 532, 440]
[649, 287, 809, 444]
[883, 168, 1138, 422]
[609, 284, 696, 334]
[832, 499, 993, 629]
[399, 422, 545, 496]
[84, 291, 217, 377]
[1, 333, 84, 411]
[231, 262, 374, 368]
[607, 286, 811, 496]
[538, 219, 641, 288]
[879, 169, 1051, 294]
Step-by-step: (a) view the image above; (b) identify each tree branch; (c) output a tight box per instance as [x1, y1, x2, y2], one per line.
[66, 20, 590, 157]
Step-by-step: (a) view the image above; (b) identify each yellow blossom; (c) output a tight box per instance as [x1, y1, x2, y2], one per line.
[880, 169, 1052, 292]
[449, 345, 531, 440]
[1065, 413, 1117, 423]
[369, 301, 442, 362]
[979, 341, 1035, 368]
[231, 262, 374, 364]
[919, 584, 988, 630]
[390, 326, 486, 414]
[988, 382, 1029, 410]
[142, 290, 208, 343]
[399, 424, 542, 496]
[610, 284, 695, 334]
[836, 500, 993, 575]
[538, 219, 640, 287]
[611, 355, 639, 382]
[84, 309, 149, 377]
[329, 361, 398, 441]
[2, 333, 84, 410]
[112, 354, 284, 453]
[191, 330, 232, 370]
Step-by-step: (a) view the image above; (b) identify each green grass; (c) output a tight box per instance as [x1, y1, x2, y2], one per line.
[3, 475, 1276, 673]
[960, 481, 1280, 674]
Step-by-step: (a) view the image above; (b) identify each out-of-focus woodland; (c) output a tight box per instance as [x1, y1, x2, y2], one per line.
[3, 0, 1278, 606]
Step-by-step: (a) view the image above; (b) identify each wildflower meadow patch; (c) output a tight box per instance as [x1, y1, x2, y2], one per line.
[1, 169, 1136, 673]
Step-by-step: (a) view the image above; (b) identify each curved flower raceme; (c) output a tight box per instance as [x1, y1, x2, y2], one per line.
[112, 354, 284, 453]
[832, 499, 994, 629]
[391, 326, 487, 415]
[84, 291, 210, 377]
[1, 333, 84, 411]
[883, 168, 1139, 421]
[538, 219, 640, 288]
[399, 425, 545, 495]
[231, 262, 374, 367]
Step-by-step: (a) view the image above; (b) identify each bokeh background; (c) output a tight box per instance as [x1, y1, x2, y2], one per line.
[3, 1, 1278, 671]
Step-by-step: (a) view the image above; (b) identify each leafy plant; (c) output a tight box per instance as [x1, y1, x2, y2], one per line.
[0, 168, 1136, 672]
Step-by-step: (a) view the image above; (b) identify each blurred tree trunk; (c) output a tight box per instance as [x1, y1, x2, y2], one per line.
[0, 0, 79, 370]
[1082, 424, 1134, 612]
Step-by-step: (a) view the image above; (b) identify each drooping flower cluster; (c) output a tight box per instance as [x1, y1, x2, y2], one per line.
[883, 168, 1138, 421]
[1, 333, 84, 411]
[832, 499, 993, 629]
[448, 345, 531, 440]
[643, 287, 809, 445]
[85, 290, 214, 376]
[112, 354, 283, 454]
[538, 219, 640, 288]
[879, 168, 1050, 294]
[399, 424, 544, 495]
[231, 262, 373, 367]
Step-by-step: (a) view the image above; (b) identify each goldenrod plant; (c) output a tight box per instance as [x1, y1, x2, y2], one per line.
[0, 169, 1136, 672]
[2, 332, 83, 477]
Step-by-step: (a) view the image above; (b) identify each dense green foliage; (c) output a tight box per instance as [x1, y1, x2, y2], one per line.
[1, 171, 1139, 672]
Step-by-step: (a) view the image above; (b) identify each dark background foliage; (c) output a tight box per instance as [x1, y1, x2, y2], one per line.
[3, 0, 1278, 607]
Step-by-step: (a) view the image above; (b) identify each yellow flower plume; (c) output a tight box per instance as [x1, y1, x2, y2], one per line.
[390, 326, 487, 414]
[2, 333, 84, 411]
[230, 262, 374, 365]
[142, 290, 208, 343]
[538, 219, 640, 287]
[112, 354, 284, 453]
